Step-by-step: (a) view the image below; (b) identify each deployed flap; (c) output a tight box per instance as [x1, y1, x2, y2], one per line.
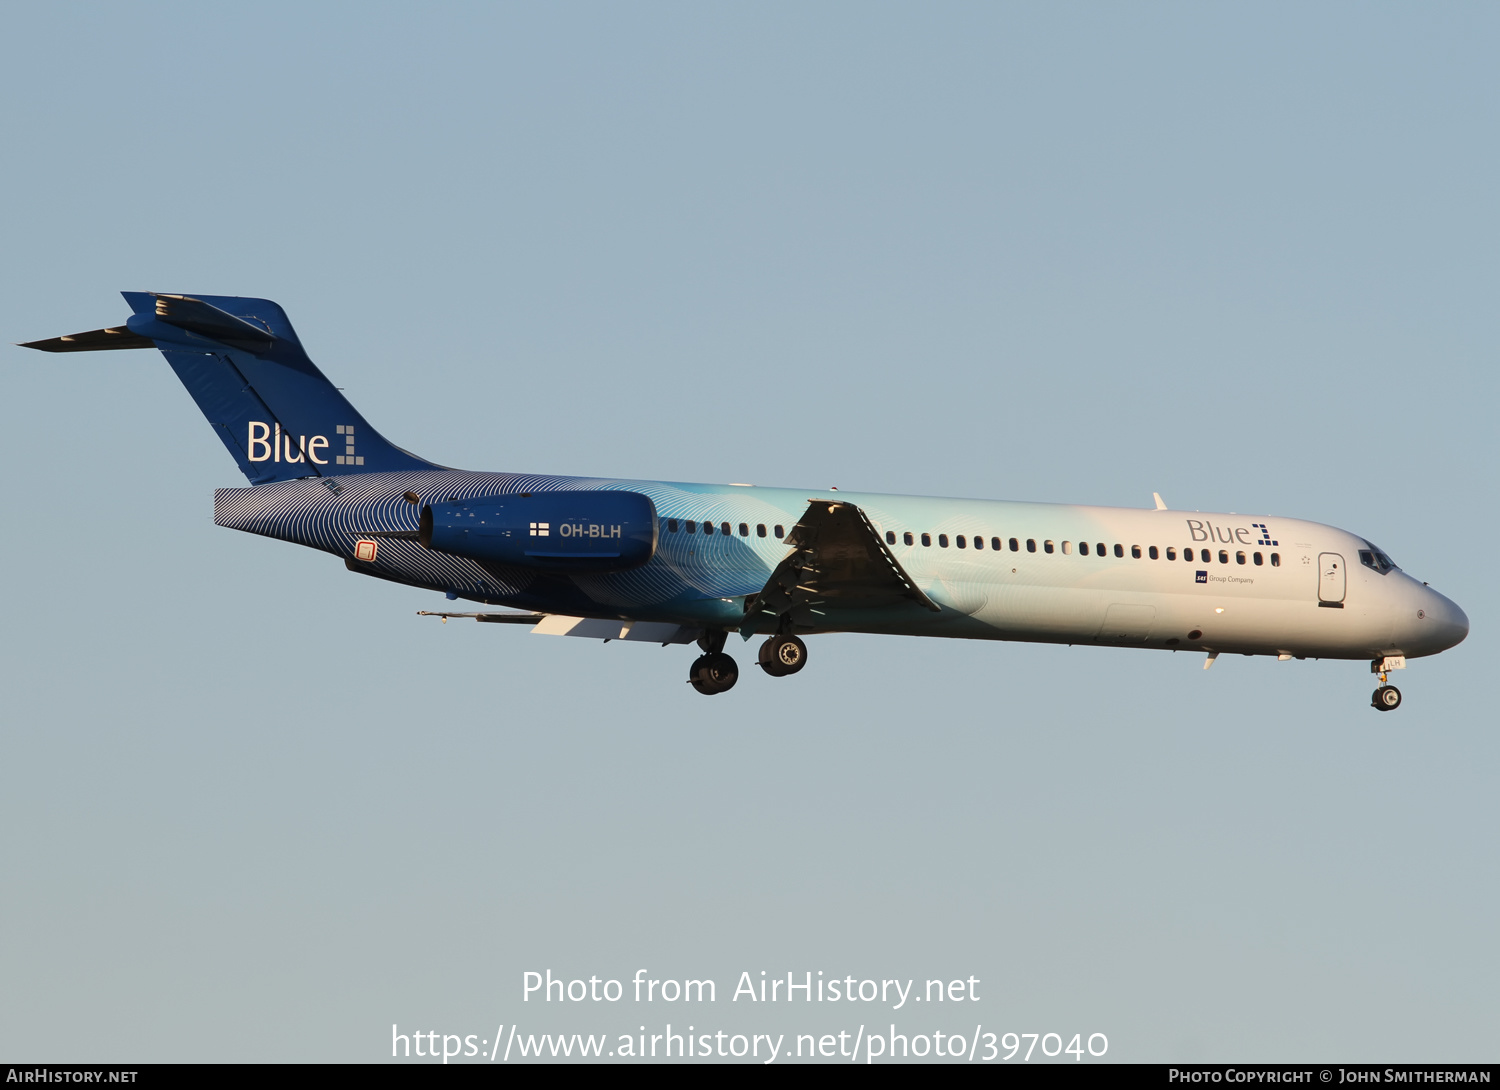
[744, 499, 939, 633]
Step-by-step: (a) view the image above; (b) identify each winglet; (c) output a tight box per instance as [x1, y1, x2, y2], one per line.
[1153, 492, 1168, 511]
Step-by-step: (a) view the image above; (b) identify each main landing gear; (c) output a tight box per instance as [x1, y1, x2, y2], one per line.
[690, 652, 739, 695]
[687, 629, 810, 694]
[758, 634, 808, 677]
[1370, 656, 1406, 712]
[689, 631, 738, 695]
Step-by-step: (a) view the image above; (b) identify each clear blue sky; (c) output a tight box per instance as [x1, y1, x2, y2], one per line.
[1, 2, 1494, 1062]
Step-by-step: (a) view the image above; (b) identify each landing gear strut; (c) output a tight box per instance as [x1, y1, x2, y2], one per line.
[1370, 656, 1406, 712]
[758, 634, 808, 677]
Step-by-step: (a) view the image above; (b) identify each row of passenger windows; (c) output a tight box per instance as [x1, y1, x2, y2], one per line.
[882, 530, 1281, 567]
[661, 516, 1281, 569]
[665, 519, 784, 538]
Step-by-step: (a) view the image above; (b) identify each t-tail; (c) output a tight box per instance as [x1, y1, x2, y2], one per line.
[19, 292, 437, 484]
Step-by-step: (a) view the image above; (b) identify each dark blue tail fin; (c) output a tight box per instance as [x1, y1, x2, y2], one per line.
[22, 292, 437, 484]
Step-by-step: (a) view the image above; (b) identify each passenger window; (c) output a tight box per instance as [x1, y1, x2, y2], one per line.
[774, 525, 784, 539]
[1114, 544, 1124, 558]
[939, 534, 949, 548]
[957, 535, 967, 549]
[1044, 540, 1054, 554]
[886, 530, 896, 545]
[1026, 539, 1036, 553]
[1131, 545, 1141, 559]
[1097, 543, 1106, 557]
[686, 520, 696, 533]
[1236, 550, 1246, 565]
[1010, 538, 1019, 552]
[1080, 541, 1090, 555]
[1218, 550, 1228, 564]
[739, 523, 749, 537]
[1271, 552, 1280, 567]
[974, 536, 984, 550]
[757, 524, 767, 538]
[921, 533, 932, 547]
[1061, 540, 1072, 554]
[1166, 547, 1176, 560]
[703, 521, 714, 535]
[721, 522, 731, 536]
[1253, 552, 1263, 566]
[1149, 546, 1159, 559]
[904, 532, 914, 546]
[668, 519, 679, 533]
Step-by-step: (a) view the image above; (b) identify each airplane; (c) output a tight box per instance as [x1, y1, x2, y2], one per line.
[21, 292, 1469, 709]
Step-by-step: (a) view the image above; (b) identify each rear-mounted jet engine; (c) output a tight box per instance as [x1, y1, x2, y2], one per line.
[419, 490, 657, 573]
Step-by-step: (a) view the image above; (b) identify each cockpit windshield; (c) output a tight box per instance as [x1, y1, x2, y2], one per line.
[1359, 541, 1399, 575]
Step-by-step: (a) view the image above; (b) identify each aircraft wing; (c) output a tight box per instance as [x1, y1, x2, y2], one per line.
[418, 610, 699, 644]
[417, 610, 546, 624]
[743, 499, 939, 634]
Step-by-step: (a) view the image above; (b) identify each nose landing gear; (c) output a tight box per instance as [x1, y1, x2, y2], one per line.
[1370, 656, 1406, 712]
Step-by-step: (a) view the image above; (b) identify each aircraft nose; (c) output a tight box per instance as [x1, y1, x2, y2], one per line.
[1415, 585, 1469, 654]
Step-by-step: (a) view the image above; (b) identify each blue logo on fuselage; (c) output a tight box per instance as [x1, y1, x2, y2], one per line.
[1250, 522, 1278, 546]
[1195, 570, 1208, 584]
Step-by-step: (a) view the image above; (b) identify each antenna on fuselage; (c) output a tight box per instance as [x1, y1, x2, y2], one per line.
[1152, 492, 1168, 510]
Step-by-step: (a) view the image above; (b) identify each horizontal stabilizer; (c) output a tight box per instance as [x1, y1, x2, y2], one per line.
[23, 291, 438, 484]
[19, 326, 155, 352]
[149, 294, 276, 352]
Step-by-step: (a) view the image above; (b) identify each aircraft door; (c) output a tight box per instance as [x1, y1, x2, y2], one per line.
[1318, 553, 1345, 605]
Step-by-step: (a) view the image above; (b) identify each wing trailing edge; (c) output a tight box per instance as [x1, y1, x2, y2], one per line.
[742, 499, 938, 636]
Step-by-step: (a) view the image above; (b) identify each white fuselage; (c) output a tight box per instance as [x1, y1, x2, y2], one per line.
[826, 497, 1467, 661]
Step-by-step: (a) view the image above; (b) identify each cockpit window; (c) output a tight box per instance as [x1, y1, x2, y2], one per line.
[1359, 542, 1398, 575]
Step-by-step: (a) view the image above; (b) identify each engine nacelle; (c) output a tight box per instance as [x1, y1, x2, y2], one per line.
[419, 490, 657, 573]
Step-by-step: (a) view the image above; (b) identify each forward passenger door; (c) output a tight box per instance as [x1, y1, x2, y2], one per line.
[1318, 553, 1345, 606]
